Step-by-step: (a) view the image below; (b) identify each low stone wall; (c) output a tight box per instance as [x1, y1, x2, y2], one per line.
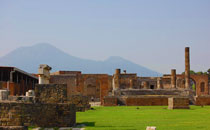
[68, 95, 91, 111]
[125, 96, 168, 106]
[195, 96, 210, 105]
[168, 97, 189, 109]
[0, 102, 76, 127]
[104, 96, 118, 106]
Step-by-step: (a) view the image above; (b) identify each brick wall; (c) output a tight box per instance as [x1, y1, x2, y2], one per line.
[0, 102, 76, 127]
[104, 96, 118, 106]
[195, 96, 210, 105]
[168, 97, 189, 109]
[103, 96, 169, 106]
[125, 96, 168, 106]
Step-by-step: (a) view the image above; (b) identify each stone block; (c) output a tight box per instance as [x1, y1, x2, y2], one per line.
[26, 90, 35, 96]
[146, 126, 156, 130]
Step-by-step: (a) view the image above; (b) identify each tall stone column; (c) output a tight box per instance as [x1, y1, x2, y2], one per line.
[185, 47, 190, 89]
[171, 69, 176, 88]
[113, 69, 121, 90]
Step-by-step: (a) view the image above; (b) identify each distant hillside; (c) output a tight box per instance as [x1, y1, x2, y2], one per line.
[0, 43, 162, 76]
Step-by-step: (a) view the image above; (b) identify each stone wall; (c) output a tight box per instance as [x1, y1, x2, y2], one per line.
[68, 95, 90, 111]
[35, 84, 67, 103]
[168, 97, 189, 109]
[195, 96, 210, 105]
[0, 102, 76, 127]
[50, 75, 78, 98]
[35, 84, 90, 111]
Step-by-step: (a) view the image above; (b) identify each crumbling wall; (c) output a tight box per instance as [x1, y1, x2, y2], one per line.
[0, 102, 76, 127]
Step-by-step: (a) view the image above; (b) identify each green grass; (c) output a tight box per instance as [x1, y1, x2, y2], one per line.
[77, 106, 210, 130]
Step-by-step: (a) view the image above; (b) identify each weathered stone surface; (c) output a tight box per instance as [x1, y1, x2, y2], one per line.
[68, 95, 90, 111]
[35, 84, 67, 103]
[168, 97, 189, 109]
[0, 102, 76, 127]
[35, 84, 90, 111]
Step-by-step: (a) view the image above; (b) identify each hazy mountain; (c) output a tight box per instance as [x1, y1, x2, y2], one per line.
[0, 43, 162, 76]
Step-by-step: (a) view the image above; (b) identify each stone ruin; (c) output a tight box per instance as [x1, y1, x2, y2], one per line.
[0, 65, 77, 130]
[103, 47, 205, 108]
[0, 83, 76, 129]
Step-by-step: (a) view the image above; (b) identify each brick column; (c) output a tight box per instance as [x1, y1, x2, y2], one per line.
[185, 47, 190, 89]
[171, 69, 176, 88]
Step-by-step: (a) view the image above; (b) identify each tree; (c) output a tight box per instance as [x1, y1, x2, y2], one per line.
[182, 70, 196, 74]
[196, 71, 203, 75]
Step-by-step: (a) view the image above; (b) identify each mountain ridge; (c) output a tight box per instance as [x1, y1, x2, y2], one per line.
[0, 43, 162, 76]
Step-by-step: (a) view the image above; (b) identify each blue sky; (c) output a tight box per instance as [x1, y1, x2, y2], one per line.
[0, 0, 210, 74]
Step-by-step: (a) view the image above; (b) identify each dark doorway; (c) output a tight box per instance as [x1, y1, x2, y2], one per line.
[150, 85, 154, 89]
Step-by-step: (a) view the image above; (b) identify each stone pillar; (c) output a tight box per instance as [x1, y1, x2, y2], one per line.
[171, 69, 176, 88]
[185, 47, 190, 89]
[157, 77, 163, 89]
[38, 64, 52, 84]
[113, 69, 121, 90]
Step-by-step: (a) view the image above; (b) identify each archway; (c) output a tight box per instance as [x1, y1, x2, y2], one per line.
[190, 78, 196, 91]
